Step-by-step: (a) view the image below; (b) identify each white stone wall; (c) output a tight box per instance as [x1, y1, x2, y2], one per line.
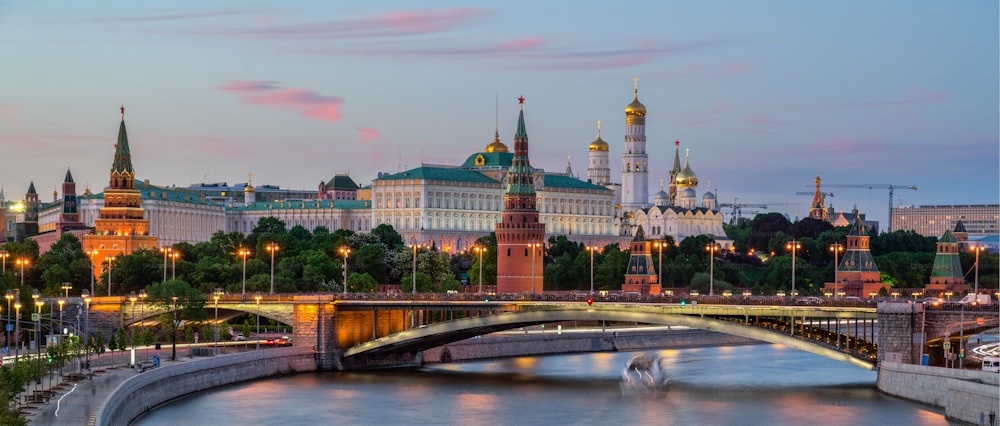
[876, 361, 999, 424]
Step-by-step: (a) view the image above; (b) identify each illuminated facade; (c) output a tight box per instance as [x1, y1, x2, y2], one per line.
[891, 204, 999, 237]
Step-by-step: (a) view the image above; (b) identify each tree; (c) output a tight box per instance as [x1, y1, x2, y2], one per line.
[371, 224, 404, 250]
[749, 213, 791, 251]
[145, 279, 206, 360]
[347, 272, 379, 293]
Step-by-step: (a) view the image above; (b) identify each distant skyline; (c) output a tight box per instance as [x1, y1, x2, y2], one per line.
[2, 1, 997, 230]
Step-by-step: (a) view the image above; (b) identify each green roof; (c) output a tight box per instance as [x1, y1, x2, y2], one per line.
[232, 199, 371, 211]
[378, 166, 500, 184]
[938, 230, 956, 243]
[460, 152, 514, 168]
[324, 174, 360, 190]
[542, 174, 610, 191]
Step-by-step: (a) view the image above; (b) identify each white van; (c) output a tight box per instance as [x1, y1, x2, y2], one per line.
[959, 294, 992, 305]
[982, 356, 1000, 373]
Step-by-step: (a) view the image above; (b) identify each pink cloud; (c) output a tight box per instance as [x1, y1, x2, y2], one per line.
[216, 80, 343, 122]
[357, 127, 380, 143]
[200, 8, 489, 39]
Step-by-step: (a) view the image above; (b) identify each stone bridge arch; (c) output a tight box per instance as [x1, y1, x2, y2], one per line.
[343, 308, 876, 370]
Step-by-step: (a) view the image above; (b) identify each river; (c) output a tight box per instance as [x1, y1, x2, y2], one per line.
[136, 344, 948, 425]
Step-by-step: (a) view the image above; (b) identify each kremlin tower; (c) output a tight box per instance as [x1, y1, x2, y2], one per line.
[620, 78, 649, 213]
[82, 107, 158, 293]
[495, 97, 546, 294]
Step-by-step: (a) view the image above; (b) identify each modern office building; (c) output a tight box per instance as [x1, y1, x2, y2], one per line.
[891, 204, 999, 237]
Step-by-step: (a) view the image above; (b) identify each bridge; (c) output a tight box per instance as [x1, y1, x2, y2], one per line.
[74, 293, 995, 371]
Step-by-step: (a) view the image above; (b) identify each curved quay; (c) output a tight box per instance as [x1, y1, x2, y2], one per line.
[95, 347, 317, 425]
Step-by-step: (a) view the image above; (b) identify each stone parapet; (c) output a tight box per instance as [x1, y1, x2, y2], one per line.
[95, 346, 317, 425]
[877, 361, 999, 425]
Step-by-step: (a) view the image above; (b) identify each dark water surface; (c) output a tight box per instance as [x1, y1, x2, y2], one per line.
[137, 344, 948, 426]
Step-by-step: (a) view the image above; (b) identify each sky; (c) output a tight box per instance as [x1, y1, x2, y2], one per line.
[1, 1, 997, 230]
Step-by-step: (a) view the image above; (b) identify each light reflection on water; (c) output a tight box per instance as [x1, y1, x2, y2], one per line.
[136, 344, 947, 426]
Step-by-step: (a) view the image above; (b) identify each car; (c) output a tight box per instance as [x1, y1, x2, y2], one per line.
[231, 333, 245, 341]
[265, 338, 277, 345]
[277, 336, 291, 346]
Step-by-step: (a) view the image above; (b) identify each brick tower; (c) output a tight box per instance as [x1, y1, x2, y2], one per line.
[58, 168, 84, 231]
[622, 225, 660, 295]
[834, 215, 884, 297]
[925, 229, 967, 294]
[82, 107, 158, 293]
[495, 97, 546, 294]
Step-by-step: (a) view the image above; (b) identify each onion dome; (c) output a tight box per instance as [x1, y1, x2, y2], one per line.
[589, 120, 609, 151]
[702, 190, 715, 201]
[682, 187, 696, 199]
[654, 189, 669, 207]
[624, 88, 646, 116]
[675, 149, 698, 187]
[244, 172, 256, 193]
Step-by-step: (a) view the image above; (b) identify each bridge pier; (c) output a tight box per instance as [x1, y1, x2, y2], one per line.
[291, 296, 340, 370]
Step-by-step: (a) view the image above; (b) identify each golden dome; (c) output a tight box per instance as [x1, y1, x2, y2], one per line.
[625, 93, 646, 116]
[625, 79, 646, 116]
[485, 129, 508, 153]
[588, 120, 608, 151]
[675, 150, 698, 187]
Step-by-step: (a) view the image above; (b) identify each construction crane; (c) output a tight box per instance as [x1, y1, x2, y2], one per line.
[823, 184, 917, 232]
[718, 198, 797, 224]
[795, 191, 835, 198]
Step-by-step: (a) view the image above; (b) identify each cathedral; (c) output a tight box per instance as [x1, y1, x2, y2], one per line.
[588, 80, 729, 247]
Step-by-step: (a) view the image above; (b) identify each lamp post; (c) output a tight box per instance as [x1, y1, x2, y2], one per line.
[81, 291, 90, 372]
[266, 242, 280, 294]
[237, 248, 251, 297]
[13, 301, 21, 357]
[0, 250, 8, 274]
[528, 242, 541, 295]
[586, 245, 598, 294]
[86, 249, 99, 295]
[170, 296, 178, 361]
[16, 258, 30, 286]
[409, 244, 422, 294]
[786, 240, 801, 296]
[129, 292, 136, 362]
[830, 243, 844, 299]
[473, 246, 485, 294]
[139, 289, 147, 362]
[160, 247, 172, 283]
[170, 252, 179, 280]
[705, 242, 720, 296]
[653, 241, 665, 289]
[105, 256, 116, 296]
[60, 282, 72, 299]
[57, 297, 64, 378]
[970, 244, 985, 296]
[339, 247, 351, 295]
[35, 299, 43, 363]
[4, 290, 11, 353]
[213, 288, 221, 354]
[254, 294, 262, 350]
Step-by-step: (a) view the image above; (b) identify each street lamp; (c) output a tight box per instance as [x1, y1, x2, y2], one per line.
[58, 297, 65, 377]
[586, 245, 599, 294]
[13, 301, 21, 357]
[213, 288, 222, 354]
[4, 290, 11, 354]
[35, 299, 43, 362]
[105, 256, 116, 296]
[705, 241, 720, 296]
[473, 246, 485, 294]
[160, 247, 172, 283]
[170, 252, 180, 280]
[170, 295, 178, 361]
[653, 241, 666, 289]
[237, 248, 251, 296]
[528, 242, 542, 295]
[409, 244, 423, 294]
[139, 289, 147, 362]
[339, 246, 351, 295]
[266, 242, 280, 294]
[81, 290, 90, 372]
[254, 294, 262, 350]
[0, 250, 8, 274]
[970, 243, 986, 296]
[786, 240, 801, 296]
[61, 282, 72, 299]
[15, 258, 30, 286]
[86, 249, 99, 295]
[830, 243, 844, 299]
[129, 292, 137, 360]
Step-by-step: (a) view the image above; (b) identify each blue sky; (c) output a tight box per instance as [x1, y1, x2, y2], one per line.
[2, 1, 997, 229]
